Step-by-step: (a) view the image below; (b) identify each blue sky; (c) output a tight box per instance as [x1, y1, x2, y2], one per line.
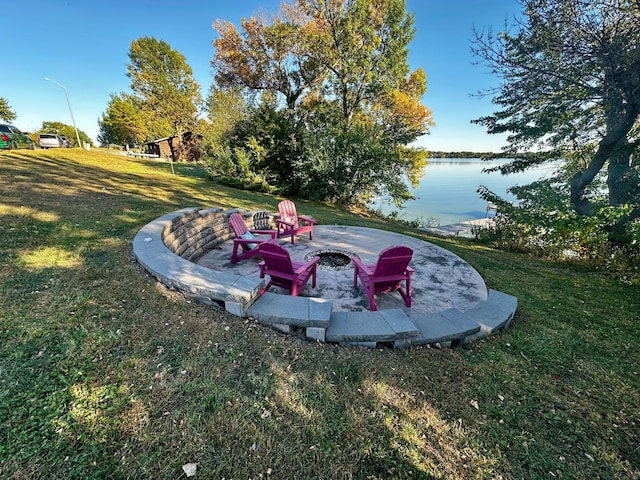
[2, 0, 521, 151]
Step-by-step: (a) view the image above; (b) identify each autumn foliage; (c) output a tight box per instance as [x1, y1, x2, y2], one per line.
[209, 0, 433, 207]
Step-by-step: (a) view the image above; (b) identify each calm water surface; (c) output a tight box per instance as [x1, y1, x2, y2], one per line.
[374, 158, 558, 226]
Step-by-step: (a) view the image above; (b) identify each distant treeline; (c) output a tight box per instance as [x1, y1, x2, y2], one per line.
[428, 151, 510, 158]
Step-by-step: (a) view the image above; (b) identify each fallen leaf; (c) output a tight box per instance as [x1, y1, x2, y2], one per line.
[470, 400, 479, 410]
[182, 463, 197, 477]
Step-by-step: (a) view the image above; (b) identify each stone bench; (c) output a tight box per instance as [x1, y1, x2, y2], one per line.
[133, 207, 276, 316]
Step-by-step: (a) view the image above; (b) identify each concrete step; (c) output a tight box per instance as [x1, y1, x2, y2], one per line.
[463, 289, 518, 342]
[326, 309, 418, 344]
[404, 308, 482, 347]
[247, 289, 517, 349]
[246, 292, 332, 328]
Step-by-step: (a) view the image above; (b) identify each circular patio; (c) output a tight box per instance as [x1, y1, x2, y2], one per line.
[197, 225, 488, 316]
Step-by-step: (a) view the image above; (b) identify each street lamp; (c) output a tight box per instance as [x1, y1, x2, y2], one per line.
[44, 77, 82, 148]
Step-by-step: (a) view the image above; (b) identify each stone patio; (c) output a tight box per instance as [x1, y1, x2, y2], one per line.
[133, 210, 517, 348]
[197, 225, 517, 347]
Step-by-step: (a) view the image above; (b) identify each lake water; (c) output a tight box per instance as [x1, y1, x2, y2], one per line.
[373, 158, 558, 226]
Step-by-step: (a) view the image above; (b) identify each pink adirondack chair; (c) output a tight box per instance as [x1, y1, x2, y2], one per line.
[276, 200, 315, 244]
[258, 242, 320, 296]
[229, 212, 277, 263]
[352, 246, 415, 311]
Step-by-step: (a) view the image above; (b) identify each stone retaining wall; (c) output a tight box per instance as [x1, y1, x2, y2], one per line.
[162, 207, 276, 262]
[133, 207, 276, 316]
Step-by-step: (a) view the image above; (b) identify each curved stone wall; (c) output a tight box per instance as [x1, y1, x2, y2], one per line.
[133, 207, 275, 316]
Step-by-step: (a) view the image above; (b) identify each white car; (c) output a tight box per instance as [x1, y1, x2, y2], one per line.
[38, 133, 64, 149]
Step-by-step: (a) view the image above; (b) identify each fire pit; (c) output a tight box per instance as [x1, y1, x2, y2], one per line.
[305, 249, 359, 271]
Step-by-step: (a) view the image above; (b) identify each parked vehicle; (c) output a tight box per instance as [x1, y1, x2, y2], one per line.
[59, 136, 71, 147]
[0, 124, 35, 149]
[38, 133, 64, 149]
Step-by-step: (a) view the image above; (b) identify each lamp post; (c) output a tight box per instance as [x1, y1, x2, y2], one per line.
[44, 77, 82, 148]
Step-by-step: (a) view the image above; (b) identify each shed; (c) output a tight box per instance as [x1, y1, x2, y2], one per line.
[146, 131, 202, 161]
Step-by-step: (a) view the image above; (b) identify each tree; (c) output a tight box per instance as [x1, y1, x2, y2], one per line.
[213, 15, 323, 111]
[98, 93, 148, 146]
[298, 0, 418, 123]
[237, 95, 302, 185]
[126, 37, 202, 140]
[211, 0, 433, 206]
[0, 97, 16, 123]
[473, 0, 640, 243]
[204, 85, 248, 147]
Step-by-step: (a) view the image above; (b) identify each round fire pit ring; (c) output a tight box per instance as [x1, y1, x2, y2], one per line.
[305, 249, 360, 271]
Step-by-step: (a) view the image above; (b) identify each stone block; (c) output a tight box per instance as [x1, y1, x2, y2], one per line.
[306, 327, 326, 343]
[464, 289, 517, 337]
[247, 293, 331, 328]
[271, 323, 293, 333]
[410, 309, 481, 345]
[224, 301, 244, 317]
[326, 311, 398, 343]
[380, 309, 419, 340]
[309, 297, 332, 327]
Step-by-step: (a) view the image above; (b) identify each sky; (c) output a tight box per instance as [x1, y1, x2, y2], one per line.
[2, 0, 522, 152]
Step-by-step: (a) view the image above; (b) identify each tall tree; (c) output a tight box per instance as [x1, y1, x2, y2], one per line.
[127, 37, 202, 139]
[298, 0, 418, 123]
[0, 97, 16, 123]
[473, 0, 640, 239]
[211, 0, 433, 206]
[204, 85, 248, 147]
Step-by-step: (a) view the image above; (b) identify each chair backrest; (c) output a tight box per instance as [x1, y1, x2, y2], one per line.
[373, 246, 413, 278]
[278, 200, 299, 228]
[258, 242, 294, 275]
[229, 212, 248, 238]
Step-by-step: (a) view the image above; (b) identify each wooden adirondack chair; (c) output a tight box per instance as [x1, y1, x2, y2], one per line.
[276, 200, 315, 244]
[229, 212, 277, 263]
[258, 242, 320, 296]
[352, 246, 415, 311]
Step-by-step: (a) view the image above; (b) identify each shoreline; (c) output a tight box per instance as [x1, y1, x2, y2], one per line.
[421, 217, 495, 237]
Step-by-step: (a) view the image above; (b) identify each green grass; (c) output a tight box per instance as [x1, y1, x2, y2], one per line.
[1, 148, 638, 479]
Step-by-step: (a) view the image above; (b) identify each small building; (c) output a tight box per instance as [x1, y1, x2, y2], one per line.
[146, 131, 202, 161]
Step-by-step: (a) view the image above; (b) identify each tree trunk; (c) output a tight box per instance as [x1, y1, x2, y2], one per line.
[570, 147, 609, 216]
[607, 139, 632, 207]
[570, 104, 637, 216]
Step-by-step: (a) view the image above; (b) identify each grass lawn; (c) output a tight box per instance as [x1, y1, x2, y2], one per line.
[1, 148, 638, 479]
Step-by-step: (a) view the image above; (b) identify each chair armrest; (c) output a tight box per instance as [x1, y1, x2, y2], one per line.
[298, 215, 315, 225]
[351, 256, 373, 275]
[406, 266, 415, 276]
[276, 219, 295, 228]
[235, 238, 266, 244]
[295, 256, 319, 274]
